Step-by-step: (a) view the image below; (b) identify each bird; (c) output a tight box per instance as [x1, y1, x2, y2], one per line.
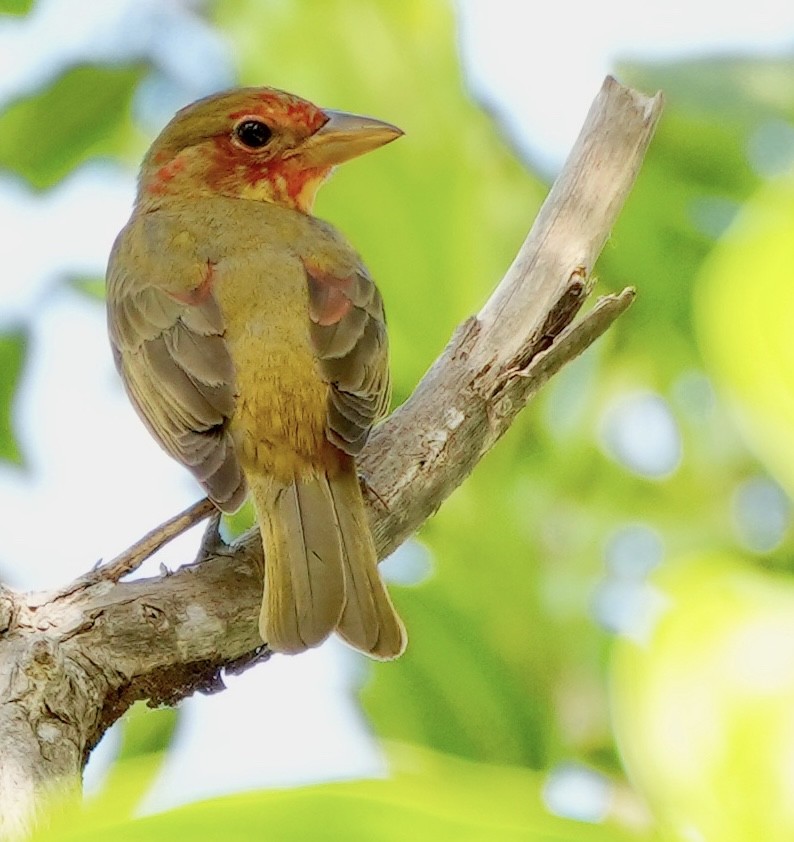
[106, 86, 407, 659]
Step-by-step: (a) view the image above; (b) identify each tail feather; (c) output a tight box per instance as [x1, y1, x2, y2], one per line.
[251, 473, 345, 654]
[330, 470, 407, 660]
[250, 465, 406, 660]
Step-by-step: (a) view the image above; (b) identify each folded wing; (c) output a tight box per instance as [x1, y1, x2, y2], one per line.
[107, 248, 245, 513]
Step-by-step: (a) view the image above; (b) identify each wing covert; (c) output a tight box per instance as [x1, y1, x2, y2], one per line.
[107, 250, 245, 512]
[305, 263, 390, 456]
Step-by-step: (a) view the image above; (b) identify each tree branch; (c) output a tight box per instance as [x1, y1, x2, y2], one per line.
[0, 76, 662, 839]
[85, 497, 216, 586]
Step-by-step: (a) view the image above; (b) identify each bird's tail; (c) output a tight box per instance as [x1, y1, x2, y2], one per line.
[250, 467, 406, 659]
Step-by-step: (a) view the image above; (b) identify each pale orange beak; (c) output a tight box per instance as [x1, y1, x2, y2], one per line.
[298, 110, 403, 167]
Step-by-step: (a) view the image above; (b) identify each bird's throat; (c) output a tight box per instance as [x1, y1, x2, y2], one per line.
[238, 161, 331, 213]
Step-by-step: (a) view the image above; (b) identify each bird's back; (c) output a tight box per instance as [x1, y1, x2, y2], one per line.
[211, 202, 331, 481]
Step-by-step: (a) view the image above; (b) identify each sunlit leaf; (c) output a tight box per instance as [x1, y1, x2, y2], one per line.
[220, 498, 255, 541]
[38, 745, 642, 842]
[0, 329, 26, 464]
[0, 64, 147, 189]
[695, 174, 794, 497]
[612, 554, 794, 841]
[84, 702, 180, 824]
[0, 0, 33, 14]
[117, 701, 179, 762]
[69, 276, 106, 301]
[605, 56, 794, 383]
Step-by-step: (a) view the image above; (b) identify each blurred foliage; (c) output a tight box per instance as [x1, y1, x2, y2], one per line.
[68, 276, 107, 301]
[0, 64, 146, 189]
[34, 745, 638, 842]
[612, 556, 794, 841]
[696, 173, 794, 497]
[1, 0, 794, 839]
[30, 705, 182, 841]
[0, 0, 33, 15]
[0, 329, 26, 464]
[608, 56, 794, 379]
[87, 703, 180, 822]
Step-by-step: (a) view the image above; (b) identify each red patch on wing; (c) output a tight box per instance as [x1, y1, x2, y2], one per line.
[304, 262, 354, 326]
[170, 260, 217, 305]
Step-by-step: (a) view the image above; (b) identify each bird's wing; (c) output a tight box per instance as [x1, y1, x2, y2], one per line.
[107, 251, 245, 513]
[304, 262, 390, 455]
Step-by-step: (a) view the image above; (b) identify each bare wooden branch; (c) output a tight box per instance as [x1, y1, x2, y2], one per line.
[87, 497, 215, 585]
[0, 77, 662, 840]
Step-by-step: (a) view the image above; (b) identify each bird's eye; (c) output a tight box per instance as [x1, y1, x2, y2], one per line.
[234, 119, 273, 149]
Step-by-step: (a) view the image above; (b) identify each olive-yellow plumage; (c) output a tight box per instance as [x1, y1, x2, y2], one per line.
[106, 87, 406, 658]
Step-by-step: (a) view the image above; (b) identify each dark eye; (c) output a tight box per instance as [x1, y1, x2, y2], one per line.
[234, 119, 272, 149]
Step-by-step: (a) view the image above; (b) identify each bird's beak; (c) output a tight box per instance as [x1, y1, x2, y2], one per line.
[298, 110, 403, 167]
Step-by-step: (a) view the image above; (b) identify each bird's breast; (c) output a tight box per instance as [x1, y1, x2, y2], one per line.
[213, 250, 330, 481]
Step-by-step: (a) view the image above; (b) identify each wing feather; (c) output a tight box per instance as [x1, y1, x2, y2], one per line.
[107, 239, 244, 512]
[305, 264, 390, 456]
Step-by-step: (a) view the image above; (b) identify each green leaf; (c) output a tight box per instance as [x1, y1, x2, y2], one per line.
[220, 498, 255, 541]
[116, 701, 179, 762]
[695, 174, 794, 497]
[69, 276, 106, 301]
[363, 442, 563, 768]
[38, 745, 642, 842]
[0, 0, 33, 16]
[0, 0, 33, 14]
[0, 329, 26, 464]
[84, 702, 180, 824]
[603, 55, 794, 384]
[0, 64, 147, 188]
[612, 555, 794, 841]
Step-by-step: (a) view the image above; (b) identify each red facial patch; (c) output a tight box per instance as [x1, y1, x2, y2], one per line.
[158, 156, 186, 182]
[206, 135, 241, 189]
[268, 159, 328, 202]
[145, 155, 187, 196]
[205, 135, 329, 211]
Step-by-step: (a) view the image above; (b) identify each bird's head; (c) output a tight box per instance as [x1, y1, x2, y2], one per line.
[137, 87, 403, 213]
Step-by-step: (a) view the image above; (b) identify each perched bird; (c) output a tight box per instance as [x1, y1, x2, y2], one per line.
[106, 87, 406, 659]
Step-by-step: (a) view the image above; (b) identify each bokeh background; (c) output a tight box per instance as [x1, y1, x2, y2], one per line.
[3, 1, 794, 839]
